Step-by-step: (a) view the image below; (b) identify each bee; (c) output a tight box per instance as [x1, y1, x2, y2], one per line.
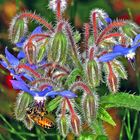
[26, 102, 55, 129]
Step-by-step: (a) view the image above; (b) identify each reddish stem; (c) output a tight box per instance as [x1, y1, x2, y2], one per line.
[92, 12, 98, 42]
[107, 62, 113, 74]
[71, 81, 91, 95]
[57, 21, 65, 32]
[61, 98, 67, 116]
[39, 84, 49, 91]
[65, 98, 75, 115]
[28, 34, 50, 43]
[41, 63, 70, 74]
[19, 12, 53, 31]
[53, 72, 67, 79]
[101, 33, 126, 45]
[30, 78, 55, 86]
[89, 47, 94, 60]
[84, 23, 90, 58]
[65, 23, 77, 57]
[17, 64, 41, 78]
[56, 0, 62, 21]
[96, 21, 126, 45]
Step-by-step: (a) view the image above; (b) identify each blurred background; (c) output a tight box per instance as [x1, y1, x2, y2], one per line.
[0, 0, 140, 139]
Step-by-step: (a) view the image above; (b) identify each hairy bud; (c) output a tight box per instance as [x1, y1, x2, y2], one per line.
[48, 31, 68, 64]
[70, 114, 81, 136]
[14, 92, 33, 121]
[37, 45, 47, 63]
[86, 60, 100, 88]
[57, 115, 69, 137]
[121, 22, 140, 38]
[82, 94, 97, 123]
[24, 42, 36, 65]
[9, 16, 28, 44]
[23, 116, 34, 130]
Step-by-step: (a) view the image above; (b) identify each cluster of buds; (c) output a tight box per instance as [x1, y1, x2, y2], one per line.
[1, 0, 140, 138]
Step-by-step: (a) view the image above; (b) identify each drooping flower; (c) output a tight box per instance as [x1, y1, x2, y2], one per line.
[98, 34, 140, 62]
[0, 48, 34, 81]
[10, 78, 77, 101]
[16, 26, 43, 60]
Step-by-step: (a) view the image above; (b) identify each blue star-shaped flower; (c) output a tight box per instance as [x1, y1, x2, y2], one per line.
[16, 26, 43, 59]
[98, 17, 112, 29]
[0, 48, 34, 81]
[10, 79, 77, 99]
[98, 34, 140, 62]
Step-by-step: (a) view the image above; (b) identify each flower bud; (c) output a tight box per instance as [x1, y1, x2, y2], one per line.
[70, 114, 81, 136]
[23, 116, 34, 130]
[112, 60, 127, 80]
[82, 94, 96, 123]
[86, 60, 100, 88]
[121, 22, 139, 38]
[24, 42, 36, 64]
[9, 16, 28, 44]
[48, 31, 67, 64]
[107, 71, 119, 93]
[37, 45, 47, 63]
[57, 115, 69, 137]
[14, 92, 33, 121]
[104, 63, 119, 93]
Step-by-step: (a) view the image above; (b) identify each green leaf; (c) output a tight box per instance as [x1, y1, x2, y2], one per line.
[46, 97, 62, 112]
[96, 135, 108, 140]
[98, 107, 116, 126]
[78, 134, 108, 140]
[65, 68, 82, 86]
[100, 93, 140, 111]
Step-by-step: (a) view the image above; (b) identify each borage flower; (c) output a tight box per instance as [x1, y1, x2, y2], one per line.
[10, 78, 77, 102]
[0, 48, 34, 81]
[98, 34, 140, 63]
[16, 26, 43, 59]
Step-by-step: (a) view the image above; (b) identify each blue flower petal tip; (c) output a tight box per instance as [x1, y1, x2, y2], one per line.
[59, 90, 77, 98]
[98, 34, 140, 62]
[31, 26, 42, 35]
[5, 48, 19, 67]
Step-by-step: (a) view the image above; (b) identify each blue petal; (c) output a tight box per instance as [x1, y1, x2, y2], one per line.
[10, 80, 29, 93]
[38, 86, 53, 96]
[132, 34, 140, 47]
[17, 51, 25, 59]
[98, 52, 121, 62]
[31, 26, 42, 35]
[22, 73, 34, 81]
[131, 42, 140, 52]
[16, 37, 26, 48]
[98, 17, 112, 29]
[45, 91, 60, 97]
[105, 17, 112, 24]
[5, 48, 19, 67]
[59, 90, 77, 98]
[0, 60, 8, 68]
[113, 45, 129, 54]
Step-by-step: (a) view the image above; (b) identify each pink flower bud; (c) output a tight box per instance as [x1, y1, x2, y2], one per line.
[86, 60, 100, 88]
[24, 42, 36, 65]
[57, 115, 69, 137]
[70, 114, 81, 136]
[9, 16, 28, 43]
[48, 31, 68, 64]
[82, 94, 97, 123]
